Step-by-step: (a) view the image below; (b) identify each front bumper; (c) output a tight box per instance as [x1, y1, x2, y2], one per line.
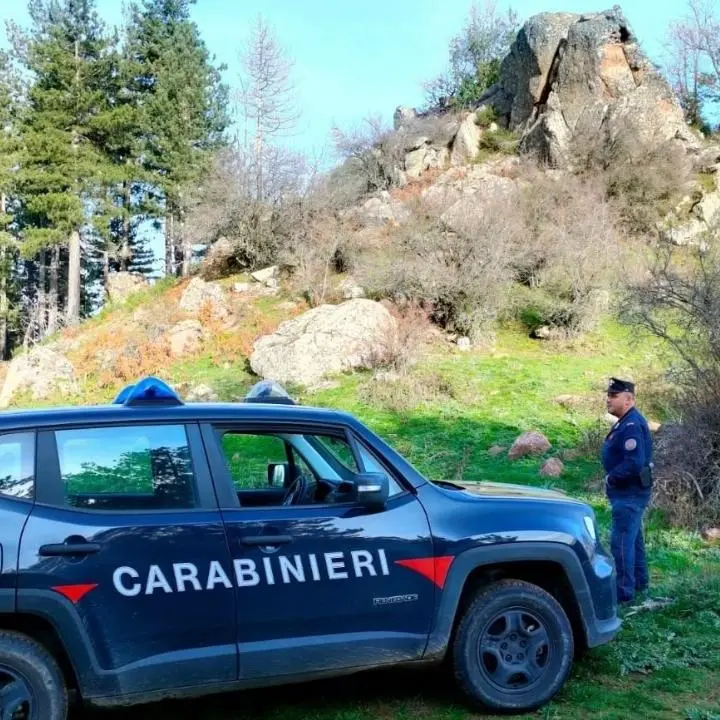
[579, 552, 622, 648]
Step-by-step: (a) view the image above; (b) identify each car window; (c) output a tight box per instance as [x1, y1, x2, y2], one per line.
[0, 432, 35, 501]
[56, 425, 198, 510]
[221, 433, 288, 490]
[218, 430, 404, 504]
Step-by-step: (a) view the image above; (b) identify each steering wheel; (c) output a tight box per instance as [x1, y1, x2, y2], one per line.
[282, 472, 308, 506]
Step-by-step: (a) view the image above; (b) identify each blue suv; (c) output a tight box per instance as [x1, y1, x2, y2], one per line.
[0, 378, 620, 718]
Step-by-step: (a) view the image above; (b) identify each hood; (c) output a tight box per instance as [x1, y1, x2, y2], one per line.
[436, 479, 571, 501]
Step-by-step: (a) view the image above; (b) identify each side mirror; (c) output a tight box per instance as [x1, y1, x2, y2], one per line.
[353, 472, 389, 508]
[268, 463, 288, 487]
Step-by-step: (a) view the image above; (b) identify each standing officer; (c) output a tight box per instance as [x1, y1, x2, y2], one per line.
[601, 377, 653, 605]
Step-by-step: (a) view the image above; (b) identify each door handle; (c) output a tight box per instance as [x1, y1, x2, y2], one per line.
[38, 542, 102, 557]
[240, 535, 292, 547]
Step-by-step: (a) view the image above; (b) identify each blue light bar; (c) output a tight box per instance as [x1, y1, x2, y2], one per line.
[113, 377, 184, 407]
[243, 379, 296, 405]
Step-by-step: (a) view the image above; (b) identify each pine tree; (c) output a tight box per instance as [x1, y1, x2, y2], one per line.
[127, 0, 229, 277]
[0, 50, 22, 358]
[12, 0, 116, 329]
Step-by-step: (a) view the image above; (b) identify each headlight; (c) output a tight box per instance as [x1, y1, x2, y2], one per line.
[583, 516, 597, 542]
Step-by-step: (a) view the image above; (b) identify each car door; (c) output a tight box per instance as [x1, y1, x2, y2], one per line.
[17, 422, 238, 700]
[201, 420, 437, 681]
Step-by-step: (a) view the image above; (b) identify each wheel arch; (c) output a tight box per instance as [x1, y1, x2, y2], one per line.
[425, 542, 595, 660]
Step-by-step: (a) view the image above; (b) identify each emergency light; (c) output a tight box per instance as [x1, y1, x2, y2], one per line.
[243, 379, 296, 405]
[113, 377, 184, 407]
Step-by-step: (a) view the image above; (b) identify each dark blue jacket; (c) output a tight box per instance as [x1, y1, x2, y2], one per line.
[601, 407, 653, 495]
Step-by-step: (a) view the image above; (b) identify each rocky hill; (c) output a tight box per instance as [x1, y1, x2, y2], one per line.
[1, 5, 719, 410]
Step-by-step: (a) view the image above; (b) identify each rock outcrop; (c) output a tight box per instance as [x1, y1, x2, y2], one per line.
[0, 346, 77, 407]
[249, 299, 397, 387]
[106, 272, 149, 305]
[179, 278, 230, 320]
[483, 7, 699, 166]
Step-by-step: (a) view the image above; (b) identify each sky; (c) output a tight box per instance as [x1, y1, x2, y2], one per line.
[0, 0, 682, 156]
[0, 0, 685, 274]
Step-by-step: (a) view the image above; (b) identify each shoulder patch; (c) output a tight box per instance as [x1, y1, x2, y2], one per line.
[624, 438, 637, 451]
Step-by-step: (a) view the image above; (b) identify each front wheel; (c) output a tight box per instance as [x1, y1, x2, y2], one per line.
[452, 579, 574, 713]
[0, 631, 68, 720]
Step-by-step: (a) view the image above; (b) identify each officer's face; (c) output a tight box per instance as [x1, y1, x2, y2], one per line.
[606, 391, 634, 417]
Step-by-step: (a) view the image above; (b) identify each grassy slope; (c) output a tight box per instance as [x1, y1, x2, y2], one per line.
[24, 284, 718, 719]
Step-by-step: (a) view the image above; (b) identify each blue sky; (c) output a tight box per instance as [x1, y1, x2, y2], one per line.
[0, 0, 683, 275]
[1, 0, 681, 157]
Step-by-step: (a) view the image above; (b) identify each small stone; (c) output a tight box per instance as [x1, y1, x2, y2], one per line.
[488, 445, 506, 457]
[648, 420, 662, 432]
[185, 384, 219, 402]
[540, 457, 564, 478]
[701, 528, 720, 543]
[457, 337, 471, 351]
[232, 282, 251, 294]
[251, 266, 278, 284]
[508, 431, 552, 460]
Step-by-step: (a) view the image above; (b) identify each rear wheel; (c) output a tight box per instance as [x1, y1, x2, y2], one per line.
[0, 631, 67, 720]
[452, 579, 574, 713]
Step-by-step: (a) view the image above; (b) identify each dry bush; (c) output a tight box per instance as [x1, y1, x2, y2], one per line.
[358, 195, 517, 342]
[505, 169, 625, 335]
[622, 240, 720, 528]
[359, 300, 433, 375]
[571, 126, 693, 235]
[359, 369, 457, 413]
[653, 396, 720, 529]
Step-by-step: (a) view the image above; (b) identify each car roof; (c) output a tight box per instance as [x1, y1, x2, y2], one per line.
[0, 401, 359, 432]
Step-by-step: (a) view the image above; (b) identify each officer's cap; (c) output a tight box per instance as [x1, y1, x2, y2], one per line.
[607, 377, 635, 394]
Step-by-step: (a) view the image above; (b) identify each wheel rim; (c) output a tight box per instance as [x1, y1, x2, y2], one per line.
[0, 665, 34, 720]
[477, 606, 552, 693]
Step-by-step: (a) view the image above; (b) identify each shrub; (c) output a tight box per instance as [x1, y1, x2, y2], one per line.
[571, 126, 692, 235]
[505, 170, 623, 336]
[358, 198, 517, 342]
[478, 127, 518, 156]
[622, 240, 720, 528]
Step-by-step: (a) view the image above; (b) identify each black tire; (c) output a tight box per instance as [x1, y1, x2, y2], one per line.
[452, 579, 574, 714]
[0, 630, 68, 720]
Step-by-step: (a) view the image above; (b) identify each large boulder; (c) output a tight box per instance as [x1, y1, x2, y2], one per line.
[0, 347, 77, 407]
[508, 431, 552, 460]
[167, 320, 205, 359]
[249, 299, 397, 387]
[450, 111, 483, 165]
[487, 8, 699, 166]
[106, 272, 149, 305]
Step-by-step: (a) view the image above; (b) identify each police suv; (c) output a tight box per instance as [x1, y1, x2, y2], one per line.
[0, 377, 621, 718]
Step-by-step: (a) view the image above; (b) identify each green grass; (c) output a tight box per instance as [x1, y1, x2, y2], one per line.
[38, 314, 718, 719]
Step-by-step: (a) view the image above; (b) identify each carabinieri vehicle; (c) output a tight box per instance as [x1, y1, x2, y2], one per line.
[0, 377, 621, 718]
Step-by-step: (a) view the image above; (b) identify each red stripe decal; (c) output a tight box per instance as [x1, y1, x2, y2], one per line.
[395, 556, 454, 588]
[52, 584, 98, 604]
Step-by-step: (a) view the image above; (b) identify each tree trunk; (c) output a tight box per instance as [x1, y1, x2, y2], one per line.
[0, 193, 7, 359]
[35, 250, 47, 346]
[66, 230, 81, 326]
[165, 213, 175, 277]
[121, 180, 131, 272]
[47, 245, 59, 335]
[181, 219, 191, 277]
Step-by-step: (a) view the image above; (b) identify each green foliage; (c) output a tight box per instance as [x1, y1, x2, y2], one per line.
[477, 126, 518, 155]
[422, 0, 519, 111]
[474, 104, 497, 127]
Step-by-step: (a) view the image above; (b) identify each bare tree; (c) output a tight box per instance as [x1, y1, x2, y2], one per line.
[664, 0, 720, 129]
[236, 15, 301, 202]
